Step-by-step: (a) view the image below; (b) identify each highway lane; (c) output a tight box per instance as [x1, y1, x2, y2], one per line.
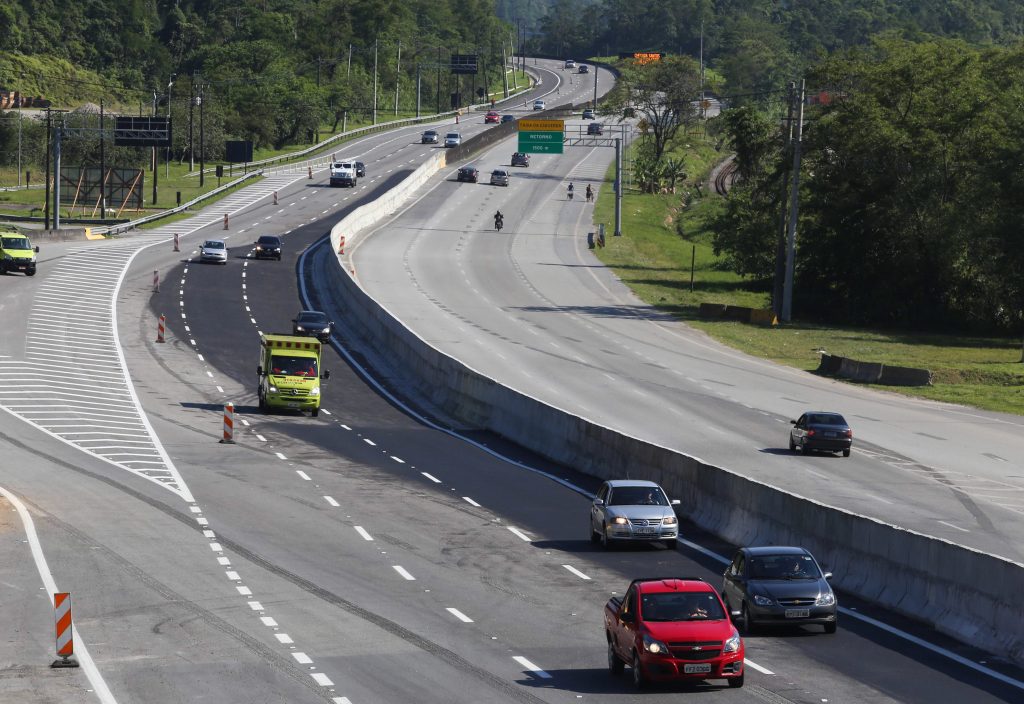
[348, 107, 1024, 560]
[2, 60, 1021, 703]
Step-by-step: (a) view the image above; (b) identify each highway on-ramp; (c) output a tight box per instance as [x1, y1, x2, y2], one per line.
[0, 59, 1021, 704]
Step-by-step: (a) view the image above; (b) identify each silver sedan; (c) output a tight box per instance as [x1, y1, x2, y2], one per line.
[590, 479, 681, 549]
[200, 239, 228, 264]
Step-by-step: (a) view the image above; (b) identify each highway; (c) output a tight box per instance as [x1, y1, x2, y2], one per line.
[0, 59, 1021, 704]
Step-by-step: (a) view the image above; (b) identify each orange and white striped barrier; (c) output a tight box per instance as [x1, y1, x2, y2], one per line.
[223, 213, 229, 230]
[308, 166, 313, 179]
[273, 191, 278, 205]
[156, 314, 166, 343]
[220, 402, 235, 444]
[152, 270, 159, 293]
[173, 233, 180, 252]
[338, 236, 346, 256]
[51, 592, 78, 668]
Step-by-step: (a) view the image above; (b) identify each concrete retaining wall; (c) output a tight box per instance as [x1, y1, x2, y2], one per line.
[819, 353, 932, 387]
[321, 154, 1024, 666]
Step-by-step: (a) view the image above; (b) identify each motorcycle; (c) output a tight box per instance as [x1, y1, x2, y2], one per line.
[494, 215, 504, 231]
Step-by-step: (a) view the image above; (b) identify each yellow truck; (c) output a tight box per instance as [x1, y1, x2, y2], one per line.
[0, 228, 39, 276]
[256, 334, 330, 417]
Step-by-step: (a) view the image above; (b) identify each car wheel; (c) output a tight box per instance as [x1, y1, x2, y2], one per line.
[258, 392, 266, 413]
[789, 436, 796, 451]
[607, 640, 624, 675]
[738, 602, 753, 634]
[842, 448, 851, 457]
[631, 652, 646, 689]
[26, 269, 36, 276]
[663, 538, 676, 550]
[824, 620, 837, 634]
[311, 408, 319, 418]
[590, 520, 600, 544]
[728, 671, 745, 688]
[600, 527, 615, 550]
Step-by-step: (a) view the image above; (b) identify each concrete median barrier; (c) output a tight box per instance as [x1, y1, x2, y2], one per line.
[319, 155, 1024, 667]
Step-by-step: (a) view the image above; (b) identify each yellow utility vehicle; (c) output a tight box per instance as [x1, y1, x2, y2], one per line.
[257, 334, 329, 417]
[0, 228, 39, 276]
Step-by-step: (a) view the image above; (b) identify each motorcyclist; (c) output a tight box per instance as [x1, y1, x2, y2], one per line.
[494, 210, 504, 230]
[567, 182, 574, 200]
[585, 184, 593, 202]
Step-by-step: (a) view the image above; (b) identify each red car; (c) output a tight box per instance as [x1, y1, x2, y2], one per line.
[605, 577, 745, 689]
[484, 111, 500, 124]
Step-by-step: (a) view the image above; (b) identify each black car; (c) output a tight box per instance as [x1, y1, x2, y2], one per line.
[355, 161, 366, 177]
[457, 165, 480, 182]
[790, 411, 853, 456]
[722, 546, 837, 634]
[587, 122, 604, 135]
[252, 235, 282, 260]
[292, 310, 333, 342]
[500, 114, 515, 124]
[511, 152, 530, 167]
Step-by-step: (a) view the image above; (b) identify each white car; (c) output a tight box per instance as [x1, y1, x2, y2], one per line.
[444, 132, 462, 147]
[490, 169, 510, 187]
[533, 99, 546, 110]
[200, 239, 227, 264]
[564, 59, 576, 69]
[590, 479, 681, 549]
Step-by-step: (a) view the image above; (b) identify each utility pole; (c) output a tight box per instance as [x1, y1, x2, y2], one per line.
[394, 40, 401, 116]
[165, 74, 175, 180]
[436, 46, 442, 114]
[347, 44, 352, 79]
[99, 99, 106, 218]
[614, 137, 622, 236]
[151, 90, 158, 205]
[199, 82, 205, 188]
[44, 108, 51, 230]
[501, 45, 509, 98]
[16, 101, 22, 188]
[372, 38, 378, 125]
[416, 64, 422, 117]
[699, 20, 705, 119]
[53, 125, 61, 230]
[773, 82, 796, 319]
[781, 79, 806, 323]
[188, 73, 195, 171]
[509, 34, 518, 91]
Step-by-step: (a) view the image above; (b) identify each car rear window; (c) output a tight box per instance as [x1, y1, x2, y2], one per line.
[809, 413, 846, 425]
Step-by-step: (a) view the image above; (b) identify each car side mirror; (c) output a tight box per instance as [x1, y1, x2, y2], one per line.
[593, 498, 604, 507]
[619, 612, 634, 623]
[321, 370, 330, 380]
[790, 419, 797, 425]
[671, 499, 680, 506]
[730, 609, 742, 619]
[256, 365, 264, 376]
[35, 246, 40, 253]
[823, 572, 833, 581]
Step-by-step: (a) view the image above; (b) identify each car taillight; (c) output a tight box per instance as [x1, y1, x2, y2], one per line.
[844, 429, 853, 438]
[806, 429, 816, 437]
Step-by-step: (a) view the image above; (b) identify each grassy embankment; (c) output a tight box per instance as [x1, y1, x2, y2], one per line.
[589, 129, 1024, 415]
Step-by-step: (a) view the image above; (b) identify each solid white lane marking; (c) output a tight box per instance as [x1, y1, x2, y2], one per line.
[513, 656, 552, 679]
[275, 452, 287, 460]
[364, 438, 376, 446]
[507, 526, 532, 542]
[260, 616, 278, 627]
[311, 673, 334, 686]
[0, 486, 119, 704]
[938, 520, 970, 533]
[296, 470, 311, 481]
[421, 472, 441, 483]
[447, 607, 473, 623]
[390, 456, 405, 463]
[804, 468, 828, 480]
[292, 652, 313, 664]
[744, 659, 774, 675]
[324, 496, 340, 507]
[275, 633, 294, 644]
[392, 565, 416, 580]
[354, 526, 373, 541]
[562, 564, 591, 580]
[462, 496, 481, 507]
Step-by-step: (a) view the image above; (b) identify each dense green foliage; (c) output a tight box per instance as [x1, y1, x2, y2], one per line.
[712, 39, 1024, 332]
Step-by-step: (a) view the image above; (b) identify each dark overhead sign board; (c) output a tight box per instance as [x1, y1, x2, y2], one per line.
[450, 54, 479, 74]
[113, 116, 172, 147]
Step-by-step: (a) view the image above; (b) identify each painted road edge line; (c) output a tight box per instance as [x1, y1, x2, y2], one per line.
[512, 655, 552, 679]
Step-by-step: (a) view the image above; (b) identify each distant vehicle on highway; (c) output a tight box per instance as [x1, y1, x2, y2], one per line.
[444, 132, 462, 147]
[355, 161, 366, 177]
[500, 114, 515, 124]
[587, 122, 604, 135]
[456, 165, 479, 183]
[484, 111, 500, 123]
[292, 310, 333, 343]
[789, 412, 853, 457]
[0, 229, 39, 276]
[564, 59, 576, 69]
[590, 479, 680, 549]
[421, 130, 439, 144]
[252, 235, 282, 260]
[581, 108, 596, 119]
[533, 99, 546, 110]
[199, 239, 227, 264]
[721, 546, 837, 634]
[578, 64, 589, 74]
[511, 152, 530, 167]
[489, 169, 509, 187]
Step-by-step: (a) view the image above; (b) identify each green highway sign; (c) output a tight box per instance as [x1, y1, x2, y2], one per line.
[518, 130, 564, 154]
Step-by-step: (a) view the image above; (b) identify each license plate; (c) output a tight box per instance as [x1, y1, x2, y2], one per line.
[684, 664, 712, 674]
[785, 608, 810, 618]
[824, 431, 836, 437]
[636, 527, 656, 535]
[287, 402, 302, 408]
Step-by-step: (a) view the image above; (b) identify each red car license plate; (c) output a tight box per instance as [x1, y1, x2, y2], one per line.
[684, 664, 712, 674]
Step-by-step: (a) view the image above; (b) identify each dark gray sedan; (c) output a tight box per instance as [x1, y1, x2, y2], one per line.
[790, 411, 853, 456]
[292, 310, 333, 343]
[721, 546, 837, 634]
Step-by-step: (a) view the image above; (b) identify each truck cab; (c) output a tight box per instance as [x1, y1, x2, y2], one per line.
[329, 161, 358, 187]
[0, 229, 39, 276]
[605, 577, 745, 689]
[257, 334, 330, 417]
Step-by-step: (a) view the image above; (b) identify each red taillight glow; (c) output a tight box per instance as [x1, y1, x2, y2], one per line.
[844, 429, 853, 438]
[806, 429, 816, 437]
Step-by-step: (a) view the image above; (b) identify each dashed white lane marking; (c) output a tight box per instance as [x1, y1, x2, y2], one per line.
[275, 633, 294, 644]
[390, 455, 405, 463]
[938, 520, 970, 533]
[210, 543, 223, 552]
[292, 652, 313, 664]
[190, 506, 202, 513]
[311, 673, 334, 686]
[513, 656, 552, 679]
[321, 409, 332, 415]
[0, 486, 119, 704]
[197, 517, 209, 526]
[247, 601, 263, 610]
[462, 496, 481, 507]
[237, 586, 252, 596]
[340, 424, 351, 430]
[421, 472, 442, 483]
[216, 386, 223, 393]
[507, 526, 532, 542]
[260, 616, 278, 627]
[745, 659, 774, 675]
[226, 571, 240, 580]
[333, 698, 353, 704]
[354, 526, 373, 541]
[296, 470, 311, 481]
[562, 564, 591, 580]
[364, 438, 377, 446]
[392, 565, 416, 580]
[324, 496, 340, 507]
[206, 371, 213, 378]
[256, 434, 267, 442]
[275, 452, 287, 460]
[446, 607, 473, 623]
[804, 468, 828, 480]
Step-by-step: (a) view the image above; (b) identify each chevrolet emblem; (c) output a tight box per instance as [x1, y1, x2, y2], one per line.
[691, 646, 703, 651]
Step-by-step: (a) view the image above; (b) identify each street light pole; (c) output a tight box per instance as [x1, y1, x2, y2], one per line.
[165, 74, 175, 179]
[781, 79, 806, 323]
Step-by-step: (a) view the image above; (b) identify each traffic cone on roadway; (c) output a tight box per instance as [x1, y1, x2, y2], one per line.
[223, 213, 229, 230]
[156, 314, 166, 343]
[220, 402, 235, 444]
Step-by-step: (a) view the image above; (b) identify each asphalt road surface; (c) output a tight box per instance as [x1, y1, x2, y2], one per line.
[1, 60, 1021, 704]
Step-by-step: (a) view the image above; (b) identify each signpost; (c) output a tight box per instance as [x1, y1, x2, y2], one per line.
[517, 119, 564, 154]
